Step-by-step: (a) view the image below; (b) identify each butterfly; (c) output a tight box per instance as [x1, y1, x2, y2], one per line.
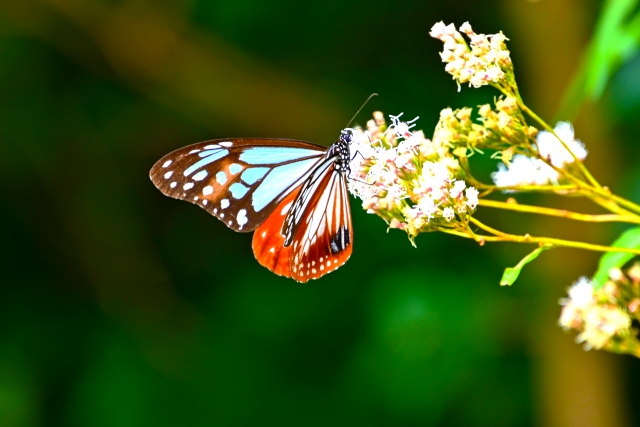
[149, 130, 355, 283]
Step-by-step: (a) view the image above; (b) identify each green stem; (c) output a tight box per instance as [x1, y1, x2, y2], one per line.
[509, 89, 602, 189]
[474, 183, 580, 194]
[466, 217, 640, 255]
[599, 189, 640, 216]
[604, 339, 640, 359]
[484, 89, 640, 216]
[478, 199, 640, 224]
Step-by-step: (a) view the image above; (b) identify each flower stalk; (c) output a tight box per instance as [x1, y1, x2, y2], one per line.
[348, 20, 640, 357]
[478, 200, 640, 225]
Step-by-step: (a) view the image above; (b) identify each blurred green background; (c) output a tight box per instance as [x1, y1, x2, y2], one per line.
[2, 0, 640, 426]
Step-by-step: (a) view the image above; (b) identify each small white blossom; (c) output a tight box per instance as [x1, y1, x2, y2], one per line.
[431, 21, 512, 89]
[465, 187, 479, 209]
[536, 122, 587, 168]
[558, 275, 634, 351]
[566, 277, 595, 308]
[577, 306, 631, 350]
[418, 195, 439, 220]
[449, 180, 466, 198]
[609, 267, 625, 282]
[491, 122, 588, 190]
[442, 207, 455, 221]
[491, 155, 558, 188]
[388, 113, 419, 139]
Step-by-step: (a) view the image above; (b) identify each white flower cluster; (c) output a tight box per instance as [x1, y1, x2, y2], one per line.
[430, 21, 512, 89]
[348, 113, 478, 238]
[400, 173, 478, 233]
[559, 276, 632, 350]
[537, 122, 588, 166]
[491, 122, 587, 188]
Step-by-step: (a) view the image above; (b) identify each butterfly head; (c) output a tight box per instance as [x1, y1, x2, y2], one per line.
[340, 128, 354, 144]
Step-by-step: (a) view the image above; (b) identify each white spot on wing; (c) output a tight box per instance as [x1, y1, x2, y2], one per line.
[162, 160, 172, 168]
[188, 149, 201, 154]
[262, 231, 266, 238]
[194, 196, 199, 200]
[204, 144, 220, 149]
[216, 171, 227, 185]
[280, 201, 293, 216]
[229, 163, 243, 174]
[219, 141, 233, 147]
[203, 200, 208, 205]
[164, 171, 173, 179]
[237, 209, 248, 227]
[170, 182, 177, 188]
[269, 247, 275, 253]
[192, 170, 208, 181]
[203, 185, 213, 196]
[221, 199, 230, 209]
[183, 182, 194, 190]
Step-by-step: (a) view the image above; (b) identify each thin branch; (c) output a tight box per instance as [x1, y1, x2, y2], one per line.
[510, 88, 602, 189]
[479, 199, 640, 225]
[466, 217, 640, 255]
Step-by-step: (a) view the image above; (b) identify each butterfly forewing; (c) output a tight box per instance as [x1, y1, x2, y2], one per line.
[150, 138, 325, 232]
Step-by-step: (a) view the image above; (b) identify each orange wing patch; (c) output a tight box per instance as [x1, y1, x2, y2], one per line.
[251, 188, 300, 278]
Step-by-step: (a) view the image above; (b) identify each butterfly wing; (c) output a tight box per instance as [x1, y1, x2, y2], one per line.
[291, 166, 352, 283]
[150, 139, 326, 232]
[254, 157, 353, 283]
[252, 187, 301, 278]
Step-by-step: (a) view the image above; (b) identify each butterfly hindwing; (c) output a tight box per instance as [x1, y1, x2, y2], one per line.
[287, 162, 353, 283]
[252, 187, 301, 278]
[150, 138, 326, 232]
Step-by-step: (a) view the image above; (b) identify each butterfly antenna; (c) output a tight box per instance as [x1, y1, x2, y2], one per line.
[346, 93, 378, 128]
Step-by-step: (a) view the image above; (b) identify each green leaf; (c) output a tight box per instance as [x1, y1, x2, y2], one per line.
[500, 246, 553, 286]
[557, 0, 640, 120]
[592, 226, 640, 289]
